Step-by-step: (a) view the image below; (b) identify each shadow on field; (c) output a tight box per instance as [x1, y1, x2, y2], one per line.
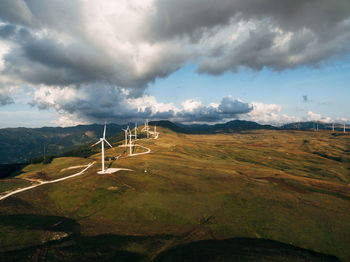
[0, 214, 79, 232]
[0, 213, 161, 262]
[0, 214, 341, 262]
[153, 238, 341, 262]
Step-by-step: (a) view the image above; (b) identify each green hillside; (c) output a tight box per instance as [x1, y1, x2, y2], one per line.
[0, 124, 123, 164]
[0, 126, 349, 261]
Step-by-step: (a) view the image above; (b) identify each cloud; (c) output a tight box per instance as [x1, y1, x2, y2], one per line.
[243, 102, 300, 125]
[0, 86, 14, 105]
[0, 0, 349, 91]
[1, 0, 349, 123]
[218, 96, 253, 114]
[181, 99, 202, 112]
[306, 111, 332, 123]
[28, 84, 338, 126]
[30, 85, 253, 124]
[152, 0, 350, 74]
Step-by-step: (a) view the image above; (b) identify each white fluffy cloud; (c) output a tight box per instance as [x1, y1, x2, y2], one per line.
[181, 99, 202, 112]
[244, 102, 301, 125]
[306, 111, 332, 123]
[30, 85, 254, 124]
[28, 83, 337, 126]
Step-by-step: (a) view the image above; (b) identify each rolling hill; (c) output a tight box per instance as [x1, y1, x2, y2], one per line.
[0, 125, 349, 261]
[0, 124, 123, 164]
[175, 119, 276, 133]
[2, 120, 342, 165]
[0, 120, 275, 165]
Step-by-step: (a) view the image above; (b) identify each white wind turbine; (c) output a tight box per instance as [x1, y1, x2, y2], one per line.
[122, 125, 131, 146]
[129, 130, 133, 155]
[154, 124, 157, 138]
[134, 122, 138, 140]
[90, 120, 113, 174]
[145, 119, 149, 138]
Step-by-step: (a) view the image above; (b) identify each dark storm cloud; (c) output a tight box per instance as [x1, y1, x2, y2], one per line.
[0, 0, 34, 27]
[0, 24, 16, 38]
[153, 0, 350, 73]
[0, 0, 349, 90]
[1, 0, 350, 88]
[152, 0, 350, 40]
[0, 0, 350, 123]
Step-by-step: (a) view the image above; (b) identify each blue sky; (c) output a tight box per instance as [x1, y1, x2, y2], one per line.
[1, 59, 349, 128]
[0, 0, 350, 127]
[148, 60, 350, 119]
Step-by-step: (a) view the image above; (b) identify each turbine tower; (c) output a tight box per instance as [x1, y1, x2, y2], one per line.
[129, 130, 133, 155]
[141, 119, 150, 138]
[146, 119, 149, 138]
[122, 125, 131, 146]
[344, 123, 346, 133]
[90, 120, 113, 174]
[332, 122, 335, 132]
[134, 122, 138, 140]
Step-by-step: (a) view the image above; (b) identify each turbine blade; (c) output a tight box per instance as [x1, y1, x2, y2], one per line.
[104, 139, 113, 148]
[90, 140, 102, 148]
[103, 120, 106, 138]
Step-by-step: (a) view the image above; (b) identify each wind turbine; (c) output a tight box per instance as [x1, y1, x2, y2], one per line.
[129, 131, 133, 155]
[134, 122, 138, 140]
[154, 124, 157, 138]
[332, 122, 335, 132]
[146, 119, 149, 138]
[344, 123, 346, 133]
[141, 119, 150, 138]
[90, 120, 113, 174]
[122, 125, 131, 146]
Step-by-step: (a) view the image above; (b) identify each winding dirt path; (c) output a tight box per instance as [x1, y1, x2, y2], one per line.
[0, 162, 95, 201]
[0, 137, 154, 202]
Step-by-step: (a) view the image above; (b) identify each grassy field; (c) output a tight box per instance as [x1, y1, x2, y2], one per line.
[0, 127, 349, 261]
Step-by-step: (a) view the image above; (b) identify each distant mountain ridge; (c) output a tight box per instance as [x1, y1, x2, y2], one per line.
[0, 120, 344, 164]
[150, 120, 276, 134]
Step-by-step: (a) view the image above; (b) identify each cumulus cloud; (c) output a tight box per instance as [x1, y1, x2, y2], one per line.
[243, 102, 300, 125]
[28, 83, 337, 126]
[306, 111, 332, 123]
[0, 0, 349, 90]
[30, 85, 253, 124]
[1, 0, 349, 122]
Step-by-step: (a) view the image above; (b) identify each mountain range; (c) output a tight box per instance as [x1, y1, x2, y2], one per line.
[0, 120, 343, 164]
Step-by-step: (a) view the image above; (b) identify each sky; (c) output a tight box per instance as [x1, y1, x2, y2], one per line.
[0, 0, 350, 128]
